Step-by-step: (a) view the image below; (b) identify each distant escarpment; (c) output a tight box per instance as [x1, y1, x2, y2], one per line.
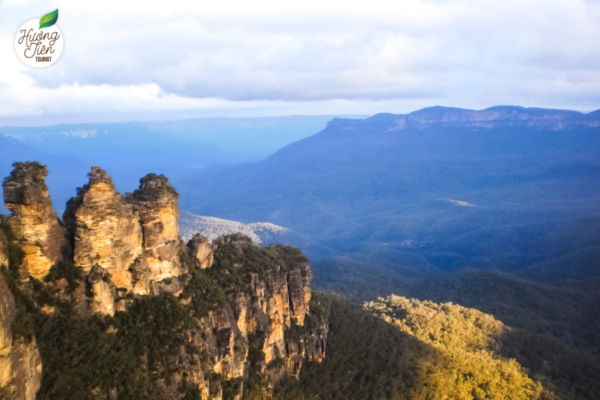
[326, 105, 600, 132]
[0, 162, 328, 400]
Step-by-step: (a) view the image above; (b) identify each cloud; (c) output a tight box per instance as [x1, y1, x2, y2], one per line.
[0, 0, 599, 124]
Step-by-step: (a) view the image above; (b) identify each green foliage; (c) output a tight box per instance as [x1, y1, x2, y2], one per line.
[13, 312, 35, 344]
[276, 297, 545, 400]
[44, 258, 82, 294]
[267, 357, 286, 370]
[247, 345, 266, 363]
[285, 292, 331, 344]
[0, 217, 24, 290]
[304, 292, 331, 331]
[180, 266, 227, 318]
[500, 328, 600, 400]
[36, 294, 194, 400]
[31, 242, 313, 398]
[222, 377, 243, 400]
[314, 259, 600, 400]
[212, 237, 308, 278]
[365, 295, 545, 399]
[242, 373, 268, 400]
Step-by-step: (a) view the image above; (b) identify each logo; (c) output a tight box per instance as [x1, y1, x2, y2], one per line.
[14, 9, 63, 68]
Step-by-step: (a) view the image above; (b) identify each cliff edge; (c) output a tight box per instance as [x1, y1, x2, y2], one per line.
[0, 162, 329, 400]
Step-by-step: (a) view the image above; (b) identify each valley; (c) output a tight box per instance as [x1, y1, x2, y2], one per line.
[1, 105, 599, 399]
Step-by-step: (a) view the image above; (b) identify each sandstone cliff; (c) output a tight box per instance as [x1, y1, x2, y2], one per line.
[142, 232, 329, 399]
[2, 162, 65, 281]
[63, 166, 144, 315]
[63, 169, 190, 315]
[0, 230, 42, 400]
[126, 173, 184, 291]
[0, 163, 328, 400]
[0, 229, 8, 269]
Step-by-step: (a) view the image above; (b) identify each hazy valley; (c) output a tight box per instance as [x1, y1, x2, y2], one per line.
[1, 106, 599, 399]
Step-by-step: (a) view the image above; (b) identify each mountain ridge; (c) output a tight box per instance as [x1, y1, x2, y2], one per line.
[324, 105, 600, 135]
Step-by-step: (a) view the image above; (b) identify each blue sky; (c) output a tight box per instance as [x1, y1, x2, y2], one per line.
[1, 0, 599, 126]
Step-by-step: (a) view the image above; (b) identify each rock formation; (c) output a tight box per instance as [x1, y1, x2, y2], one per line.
[126, 173, 184, 288]
[187, 233, 214, 269]
[63, 167, 143, 314]
[2, 162, 65, 280]
[211, 234, 322, 370]
[0, 229, 8, 269]
[151, 234, 328, 399]
[0, 231, 42, 400]
[0, 163, 329, 400]
[63, 166, 142, 279]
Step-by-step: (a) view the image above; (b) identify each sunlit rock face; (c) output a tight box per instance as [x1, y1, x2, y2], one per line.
[211, 234, 318, 373]
[247, 265, 313, 366]
[2, 162, 66, 281]
[0, 230, 8, 269]
[63, 169, 187, 314]
[288, 263, 312, 326]
[126, 174, 184, 287]
[0, 163, 330, 399]
[0, 247, 42, 400]
[187, 233, 214, 269]
[63, 167, 143, 297]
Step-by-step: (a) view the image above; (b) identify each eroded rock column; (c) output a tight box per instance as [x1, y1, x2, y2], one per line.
[63, 167, 143, 313]
[127, 174, 184, 289]
[2, 162, 65, 281]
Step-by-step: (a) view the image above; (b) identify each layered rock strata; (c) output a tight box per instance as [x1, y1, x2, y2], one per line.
[154, 242, 327, 399]
[63, 166, 142, 280]
[0, 234, 42, 400]
[139, 233, 327, 399]
[0, 163, 329, 400]
[63, 167, 143, 314]
[63, 169, 190, 314]
[211, 234, 320, 367]
[126, 174, 184, 288]
[2, 162, 65, 280]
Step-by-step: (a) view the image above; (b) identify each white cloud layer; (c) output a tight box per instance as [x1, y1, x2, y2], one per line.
[1, 0, 599, 124]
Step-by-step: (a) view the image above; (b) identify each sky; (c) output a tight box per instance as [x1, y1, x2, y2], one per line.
[1, 0, 599, 126]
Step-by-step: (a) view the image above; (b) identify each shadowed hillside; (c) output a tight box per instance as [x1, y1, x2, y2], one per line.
[177, 106, 600, 284]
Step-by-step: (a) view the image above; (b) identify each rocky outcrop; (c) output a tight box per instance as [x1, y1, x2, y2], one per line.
[62, 169, 191, 314]
[2, 162, 65, 280]
[63, 167, 143, 314]
[211, 234, 315, 367]
[64, 167, 142, 281]
[86, 265, 116, 316]
[126, 174, 184, 291]
[0, 230, 8, 268]
[287, 263, 312, 325]
[0, 163, 329, 400]
[0, 245, 42, 400]
[187, 234, 214, 269]
[285, 316, 328, 377]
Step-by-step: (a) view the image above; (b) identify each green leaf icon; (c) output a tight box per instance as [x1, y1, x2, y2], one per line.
[39, 9, 58, 29]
